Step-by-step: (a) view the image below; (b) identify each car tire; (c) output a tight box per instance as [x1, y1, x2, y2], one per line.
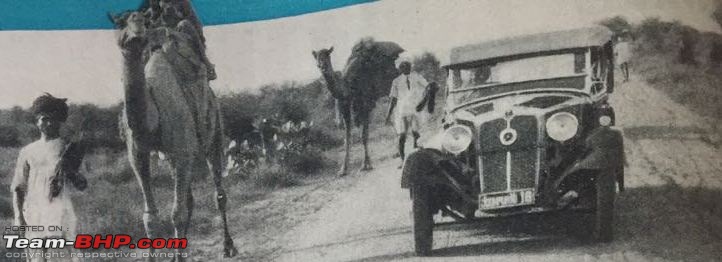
[594, 171, 615, 242]
[412, 184, 434, 256]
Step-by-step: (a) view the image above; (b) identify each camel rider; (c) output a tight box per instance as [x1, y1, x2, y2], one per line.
[12, 93, 87, 261]
[386, 61, 430, 168]
[150, 0, 216, 80]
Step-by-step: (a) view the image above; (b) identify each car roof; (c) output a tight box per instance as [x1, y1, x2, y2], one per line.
[448, 26, 613, 67]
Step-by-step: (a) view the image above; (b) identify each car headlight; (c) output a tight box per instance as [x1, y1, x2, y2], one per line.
[599, 115, 612, 126]
[545, 112, 578, 142]
[442, 125, 472, 154]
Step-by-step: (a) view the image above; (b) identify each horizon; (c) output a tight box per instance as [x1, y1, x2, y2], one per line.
[0, 0, 719, 109]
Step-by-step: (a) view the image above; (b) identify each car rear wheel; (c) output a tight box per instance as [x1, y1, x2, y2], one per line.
[594, 171, 615, 242]
[412, 184, 434, 256]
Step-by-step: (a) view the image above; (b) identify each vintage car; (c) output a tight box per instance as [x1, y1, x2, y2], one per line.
[401, 26, 625, 256]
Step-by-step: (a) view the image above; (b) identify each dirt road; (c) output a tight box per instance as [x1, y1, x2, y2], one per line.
[271, 77, 722, 262]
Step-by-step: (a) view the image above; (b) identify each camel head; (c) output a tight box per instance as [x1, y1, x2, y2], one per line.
[312, 47, 334, 74]
[111, 11, 148, 54]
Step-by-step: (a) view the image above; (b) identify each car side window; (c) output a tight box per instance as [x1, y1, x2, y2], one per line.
[574, 52, 586, 74]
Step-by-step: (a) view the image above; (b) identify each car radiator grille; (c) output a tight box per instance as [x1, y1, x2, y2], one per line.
[478, 116, 540, 194]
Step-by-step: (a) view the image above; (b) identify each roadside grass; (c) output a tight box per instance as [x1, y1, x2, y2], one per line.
[0, 78, 441, 260]
[634, 53, 722, 130]
[0, 120, 374, 259]
[0, 146, 323, 259]
[628, 18, 722, 142]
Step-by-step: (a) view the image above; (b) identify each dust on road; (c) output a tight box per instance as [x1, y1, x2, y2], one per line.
[273, 76, 722, 262]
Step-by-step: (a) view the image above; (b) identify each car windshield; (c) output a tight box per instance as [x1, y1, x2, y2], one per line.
[448, 53, 585, 90]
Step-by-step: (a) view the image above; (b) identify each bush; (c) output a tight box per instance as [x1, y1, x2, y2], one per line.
[0, 126, 21, 147]
[283, 147, 325, 175]
[87, 151, 133, 184]
[598, 16, 633, 36]
[306, 128, 343, 149]
[251, 166, 299, 188]
[0, 196, 12, 218]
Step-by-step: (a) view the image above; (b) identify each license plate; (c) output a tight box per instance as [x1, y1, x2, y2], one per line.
[479, 189, 535, 210]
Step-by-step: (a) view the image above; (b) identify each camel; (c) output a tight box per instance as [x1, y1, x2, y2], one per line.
[113, 4, 237, 259]
[312, 39, 404, 176]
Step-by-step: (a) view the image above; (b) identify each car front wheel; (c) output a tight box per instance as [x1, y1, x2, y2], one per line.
[412, 184, 434, 256]
[594, 171, 616, 242]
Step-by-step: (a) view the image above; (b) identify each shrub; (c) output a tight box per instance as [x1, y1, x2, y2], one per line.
[0, 126, 21, 147]
[93, 152, 135, 184]
[306, 128, 343, 149]
[0, 196, 12, 218]
[598, 16, 633, 36]
[251, 166, 299, 188]
[283, 147, 325, 175]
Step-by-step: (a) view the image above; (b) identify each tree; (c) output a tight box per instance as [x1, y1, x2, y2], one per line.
[713, 0, 722, 29]
[711, 1, 722, 65]
[9, 106, 28, 124]
[219, 93, 262, 142]
[598, 16, 633, 37]
[412, 52, 445, 87]
[0, 126, 21, 147]
[678, 26, 699, 65]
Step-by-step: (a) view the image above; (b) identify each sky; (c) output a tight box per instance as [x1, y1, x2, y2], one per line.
[0, 0, 719, 109]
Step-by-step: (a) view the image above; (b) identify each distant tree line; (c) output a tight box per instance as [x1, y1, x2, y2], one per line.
[0, 103, 124, 149]
[597, 11, 722, 126]
[599, 13, 722, 66]
[0, 52, 446, 149]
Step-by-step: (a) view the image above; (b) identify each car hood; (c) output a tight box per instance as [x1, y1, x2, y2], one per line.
[451, 91, 590, 125]
[423, 91, 591, 151]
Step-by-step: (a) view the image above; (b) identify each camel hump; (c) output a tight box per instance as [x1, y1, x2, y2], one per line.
[374, 41, 404, 58]
[348, 38, 404, 60]
[343, 38, 404, 101]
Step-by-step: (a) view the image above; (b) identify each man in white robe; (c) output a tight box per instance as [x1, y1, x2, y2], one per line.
[386, 61, 431, 168]
[12, 93, 87, 261]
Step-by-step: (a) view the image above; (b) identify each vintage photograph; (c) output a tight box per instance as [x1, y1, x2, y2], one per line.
[1, 0, 721, 261]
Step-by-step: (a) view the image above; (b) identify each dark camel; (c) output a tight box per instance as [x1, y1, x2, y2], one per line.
[312, 39, 404, 176]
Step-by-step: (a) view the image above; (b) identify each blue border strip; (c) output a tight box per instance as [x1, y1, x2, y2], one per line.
[0, 0, 375, 30]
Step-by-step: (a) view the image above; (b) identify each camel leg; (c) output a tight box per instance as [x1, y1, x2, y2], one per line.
[127, 146, 160, 239]
[360, 119, 373, 171]
[338, 102, 352, 177]
[335, 100, 344, 129]
[208, 133, 239, 258]
[127, 146, 160, 262]
[183, 186, 194, 236]
[169, 181, 194, 262]
[170, 156, 193, 262]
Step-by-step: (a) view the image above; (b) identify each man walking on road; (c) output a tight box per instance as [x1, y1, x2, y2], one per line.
[615, 32, 632, 82]
[386, 61, 430, 168]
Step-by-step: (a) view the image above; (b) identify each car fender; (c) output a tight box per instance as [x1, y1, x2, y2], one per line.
[401, 148, 478, 204]
[553, 127, 625, 191]
[401, 148, 451, 189]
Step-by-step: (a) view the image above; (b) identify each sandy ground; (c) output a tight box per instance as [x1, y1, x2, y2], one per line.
[262, 76, 722, 262]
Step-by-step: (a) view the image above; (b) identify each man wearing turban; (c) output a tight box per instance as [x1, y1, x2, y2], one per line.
[12, 93, 87, 261]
